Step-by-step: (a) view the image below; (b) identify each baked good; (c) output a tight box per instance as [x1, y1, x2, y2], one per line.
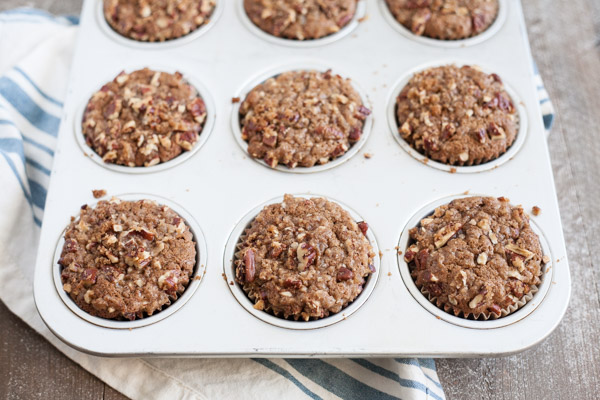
[235, 194, 376, 320]
[239, 69, 371, 169]
[59, 198, 196, 320]
[396, 65, 517, 166]
[103, 0, 216, 42]
[82, 68, 207, 167]
[404, 196, 546, 319]
[243, 0, 357, 40]
[385, 0, 498, 40]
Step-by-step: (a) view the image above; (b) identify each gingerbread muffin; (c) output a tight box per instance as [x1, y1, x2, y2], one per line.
[239, 69, 371, 169]
[235, 194, 376, 321]
[83, 68, 207, 167]
[244, 0, 357, 40]
[396, 65, 517, 166]
[59, 198, 197, 321]
[103, 0, 216, 42]
[385, 0, 498, 40]
[404, 196, 548, 319]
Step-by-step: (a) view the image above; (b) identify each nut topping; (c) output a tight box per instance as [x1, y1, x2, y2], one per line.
[297, 243, 317, 271]
[434, 223, 462, 248]
[336, 267, 354, 282]
[243, 249, 256, 283]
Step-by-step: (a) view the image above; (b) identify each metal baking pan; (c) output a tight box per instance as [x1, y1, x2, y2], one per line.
[33, 0, 571, 357]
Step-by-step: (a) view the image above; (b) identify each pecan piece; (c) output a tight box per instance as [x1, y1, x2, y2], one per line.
[488, 122, 506, 140]
[243, 249, 256, 282]
[357, 221, 369, 236]
[415, 249, 429, 270]
[297, 243, 316, 271]
[283, 278, 302, 289]
[411, 8, 431, 35]
[81, 268, 97, 286]
[433, 223, 462, 248]
[505, 243, 535, 260]
[336, 267, 354, 282]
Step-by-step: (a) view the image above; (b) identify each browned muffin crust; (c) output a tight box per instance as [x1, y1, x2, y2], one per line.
[404, 196, 545, 319]
[244, 0, 357, 40]
[103, 0, 216, 42]
[385, 0, 498, 40]
[239, 69, 371, 169]
[235, 194, 375, 321]
[83, 68, 207, 167]
[59, 198, 196, 321]
[396, 65, 517, 166]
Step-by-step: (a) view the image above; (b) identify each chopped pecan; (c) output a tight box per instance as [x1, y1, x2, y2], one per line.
[244, 249, 256, 282]
[297, 243, 316, 271]
[434, 223, 462, 248]
[336, 267, 354, 282]
[357, 221, 369, 236]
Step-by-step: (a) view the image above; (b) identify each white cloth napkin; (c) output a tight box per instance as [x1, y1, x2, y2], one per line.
[0, 9, 447, 400]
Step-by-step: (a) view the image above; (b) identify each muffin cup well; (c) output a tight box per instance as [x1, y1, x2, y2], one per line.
[223, 194, 381, 330]
[387, 60, 528, 173]
[74, 65, 216, 174]
[52, 193, 208, 330]
[397, 194, 553, 329]
[379, 0, 508, 48]
[96, 0, 224, 49]
[238, 0, 366, 48]
[231, 62, 374, 174]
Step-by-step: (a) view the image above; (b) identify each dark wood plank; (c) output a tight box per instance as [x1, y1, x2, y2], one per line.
[0, 301, 125, 400]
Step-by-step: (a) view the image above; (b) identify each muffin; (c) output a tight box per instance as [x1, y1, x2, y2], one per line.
[59, 198, 196, 320]
[83, 68, 207, 167]
[244, 0, 358, 40]
[404, 196, 548, 319]
[239, 69, 371, 169]
[103, 0, 216, 42]
[235, 194, 376, 321]
[396, 65, 517, 166]
[385, 0, 499, 40]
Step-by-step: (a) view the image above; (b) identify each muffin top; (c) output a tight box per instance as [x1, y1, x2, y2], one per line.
[59, 198, 196, 320]
[235, 194, 375, 321]
[103, 0, 216, 42]
[239, 69, 371, 169]
[404, 196, 546, 319]
[385, 0, 498, 40]
[83, 68, 207, 168]
[396, 65, 517, 166]
[244, 0, 357, 40]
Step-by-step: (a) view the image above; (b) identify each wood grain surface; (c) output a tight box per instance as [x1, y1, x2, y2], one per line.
[1, 1, 599, 399]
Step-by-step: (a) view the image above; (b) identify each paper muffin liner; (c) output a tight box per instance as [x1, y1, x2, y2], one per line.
[417, 276, 541, 320]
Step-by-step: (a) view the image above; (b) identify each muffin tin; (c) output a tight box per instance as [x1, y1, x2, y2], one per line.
[33, 0, 571, 357]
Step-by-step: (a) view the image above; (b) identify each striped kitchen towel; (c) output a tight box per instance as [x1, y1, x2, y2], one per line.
[0, 8, 554, 400]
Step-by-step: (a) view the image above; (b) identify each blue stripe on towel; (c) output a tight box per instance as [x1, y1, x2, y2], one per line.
[252, 359, 321, 400]
[0, 77, 60, 136]
[14, 67, 64, 107]
[0, 119, 55, 156]
[0, 138, 48, 210]
[286, 359, 399, 400]
[352, 359, 443, 400]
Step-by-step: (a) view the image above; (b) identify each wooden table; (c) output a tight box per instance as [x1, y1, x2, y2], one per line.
[1, 1, 599, 399]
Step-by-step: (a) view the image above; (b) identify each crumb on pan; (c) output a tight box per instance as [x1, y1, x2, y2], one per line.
[92, 189, 107, 199]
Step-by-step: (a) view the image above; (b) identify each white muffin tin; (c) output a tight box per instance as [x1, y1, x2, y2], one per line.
[33, 0, 571, 357]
